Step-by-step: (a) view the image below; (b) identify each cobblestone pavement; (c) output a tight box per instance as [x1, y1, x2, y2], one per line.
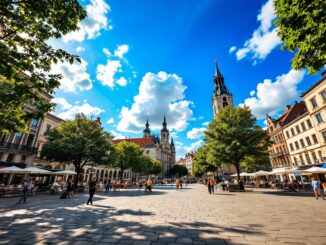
[1, 184, 326, 245]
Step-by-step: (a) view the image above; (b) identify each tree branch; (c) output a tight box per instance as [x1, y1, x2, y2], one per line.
[0, 27, 22, 40]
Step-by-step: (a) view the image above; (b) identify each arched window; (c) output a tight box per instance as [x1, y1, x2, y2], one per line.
[222, 97, 228, 107]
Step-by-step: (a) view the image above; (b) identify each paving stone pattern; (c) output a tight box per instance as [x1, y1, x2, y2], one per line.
[0, 184, 326, 245]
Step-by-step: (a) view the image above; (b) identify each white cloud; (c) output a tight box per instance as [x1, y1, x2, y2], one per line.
[63, 0, 111, 42]
[229, 46, 237, 54]
[250, 90, 256, 96]
[242, 69, 305, 119]
[107, 118, 115, 124]
[56, 103, 104, 120]
[187, 127, 207, 139]
[96, 60, 122, 88]
[51, 58, 93, 92]
[233, 0, 281, 63]
[110, 130, 125, 139]
[117, 71, 194, 133]
[202, 122, 209, 126]
[116, 77, 127, 86]
[114, 44, 129, 59]
[170, 131, 178, 139]
[175, 140, 203, 158]
[76, 46, 85, 52]
[96, 47, 129, 88]
[52, 98, 72, 110]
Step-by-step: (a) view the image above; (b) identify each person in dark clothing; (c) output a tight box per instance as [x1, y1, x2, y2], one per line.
[67, 180, 74, 198]
[87, 176, 97, 205]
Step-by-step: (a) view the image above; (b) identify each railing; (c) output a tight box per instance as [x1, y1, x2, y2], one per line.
[0, 141, 37, 153]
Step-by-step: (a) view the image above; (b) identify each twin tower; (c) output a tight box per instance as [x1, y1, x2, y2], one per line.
[142, 116, 174, 146]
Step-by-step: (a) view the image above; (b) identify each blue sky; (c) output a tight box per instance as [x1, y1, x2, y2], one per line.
[50, 0, 321, 159]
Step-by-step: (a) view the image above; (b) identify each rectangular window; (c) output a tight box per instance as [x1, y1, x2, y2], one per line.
[20, 155, 26, 163]
[322, 131, 326, 143]
[301, 122, 306, 131]
[294, 156, 298, 165]
[306, 136, 312, 146]
[13, 132, 22, 145]
[312, 134, 318, 144]
[295, 141, 299, 150]
[289, 143, 294, 151]
[286, 131, 290, 138]
[6, 154, 15, 162]
[310, 97, 318, 108]
[307, 119, 313, 128]
[296, 125, 301, 134]
[305, 153, 312, 165]
[299, 155, 304, 165]
[300, 139, 305, 148]
[45, 124, 52, 134]
[318, 151, 323, 161]
[320, 89, 326, 102]
[316, 113, 323, 124]
[291, 128, 295, 136]
[26, 134, 35, 147]
[311, 152, 318, 163]
[0, 133, 6, 143]
[30, 119, 38, 128]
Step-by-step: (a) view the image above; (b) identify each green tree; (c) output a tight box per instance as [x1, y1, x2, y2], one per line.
[193, 144, 219, 177]
[205, 106, 270, 180]
[0, 0, 87, 133]
[240, 154, 271, 172]
[141, 155, 162, 176]
[274, 0, 326, 74]
[167, 165, 188, 178]
[112, 141, 145, 180]
[41, 113, 113, 187]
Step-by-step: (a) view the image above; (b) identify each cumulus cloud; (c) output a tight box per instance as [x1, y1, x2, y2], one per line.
[52, 97, 72, 110]
[250, 90, 256, 96]
[229, 46, 237, 54]
[57, 103, 104, 120]
[107, 118, 115, 124]
[96, 46, 129, 88]
[110, 130, 125, 139]
[187, 127, 207, 139]
[117, 71, 194, 133]
[63, 0, 111, 42]
[114, 44, 129, 59]
[233, 0, 281, 63]
[51, 58, 93, 92]
[202, 122, 209, 126]
[76, 46, 85, 52]
[175, 140, 203, 158]
[242, 69, 305, 119]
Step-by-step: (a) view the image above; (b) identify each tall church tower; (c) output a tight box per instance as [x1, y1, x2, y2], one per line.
[143, 118, 151, 138]
[160, 115, 169, 144]
[212, 60, 233, 116]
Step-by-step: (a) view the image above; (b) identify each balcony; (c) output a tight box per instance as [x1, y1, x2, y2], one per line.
[0, 141, 38, 154]
[270, 151, 286, 158]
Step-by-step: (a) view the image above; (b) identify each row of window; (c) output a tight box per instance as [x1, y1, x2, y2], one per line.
[271, 156, 291, 168]
[285, 119, 313, 139]
[270, 144, 287, 155]
[289, 134, 319, 151]
[293, 150, 323, 166]
[0, 153, 27, 163]
[310, 89, 326, 109]
[271, 133, 284, 144]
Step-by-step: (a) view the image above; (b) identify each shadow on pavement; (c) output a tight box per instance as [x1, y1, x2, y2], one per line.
[0, 197, 266, 245]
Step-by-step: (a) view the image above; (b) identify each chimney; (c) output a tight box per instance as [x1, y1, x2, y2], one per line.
[286, 105, 291, 111]
[96, 117, 101, 127]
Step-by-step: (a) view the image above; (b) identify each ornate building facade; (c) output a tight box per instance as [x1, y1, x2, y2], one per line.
[114, 117, 176, 175]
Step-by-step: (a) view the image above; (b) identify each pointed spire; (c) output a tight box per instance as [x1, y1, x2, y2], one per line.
[145, 116, 149, 128]
[213, 59, 231, 96]
[171, 137, 174, 146]
[143, 117, 150, 135]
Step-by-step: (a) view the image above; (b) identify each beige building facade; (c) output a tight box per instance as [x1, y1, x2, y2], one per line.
[302, 73, 326, 162]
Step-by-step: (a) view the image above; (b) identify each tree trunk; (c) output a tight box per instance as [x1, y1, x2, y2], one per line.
[120, 168, 124, 180]
[74, 162, 81, 188]
[234, 162, 240, 181]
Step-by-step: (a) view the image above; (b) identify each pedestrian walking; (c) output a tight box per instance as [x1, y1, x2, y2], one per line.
[208, 178, 212, 194]
[17, 179, 33, 204]
[209, 178, 215, 194]
[180, 179, 183, 190]
[176, 179, 180, 191]
[87, 176, 97, 205]
[312, 177, 321, 200]
[146, 178, 153, 194]
[104, 181, 110, 195]
[67, 180, 74, 198]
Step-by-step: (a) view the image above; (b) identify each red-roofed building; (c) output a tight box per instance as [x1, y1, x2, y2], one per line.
[113, 117, 176, 175]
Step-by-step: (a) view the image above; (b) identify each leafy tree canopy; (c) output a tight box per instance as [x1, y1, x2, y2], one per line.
[41, 113, 113, 186]
[141, 154, 162, 176]
[193, 144, 219, 177]
[0, 0, 86, 133]
[274, 0, 326, 74]
[204, 106, 270, 180]
[112, 141, 145, 179]
[167, 164, 188, 178]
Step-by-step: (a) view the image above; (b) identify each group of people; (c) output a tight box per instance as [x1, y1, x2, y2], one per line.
[137, 178, 153, 194]
[51, 179, 74, 198]
[175, 178, 183, 190]
[312, 177, 326, 200]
